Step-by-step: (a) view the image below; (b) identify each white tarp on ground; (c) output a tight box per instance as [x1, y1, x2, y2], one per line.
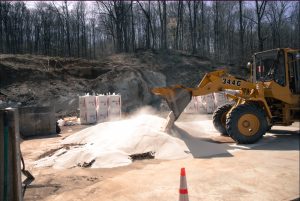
[35, 111, 192, 169]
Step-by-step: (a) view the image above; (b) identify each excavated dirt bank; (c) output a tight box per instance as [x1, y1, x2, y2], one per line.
[0, 50, 216, 116]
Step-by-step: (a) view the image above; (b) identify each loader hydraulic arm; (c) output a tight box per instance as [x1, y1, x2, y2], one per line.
[192, 70, 255, 96]
[152, 70, 256, 122]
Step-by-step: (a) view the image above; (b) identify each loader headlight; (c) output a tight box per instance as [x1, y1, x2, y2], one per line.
[247, 62, 252, 69]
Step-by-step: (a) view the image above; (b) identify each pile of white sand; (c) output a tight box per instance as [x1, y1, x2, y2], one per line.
[36, 112, 192, 169]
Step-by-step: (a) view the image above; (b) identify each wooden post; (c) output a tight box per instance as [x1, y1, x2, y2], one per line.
[0, 111, 4, 201]
[0, 109, 23, 201]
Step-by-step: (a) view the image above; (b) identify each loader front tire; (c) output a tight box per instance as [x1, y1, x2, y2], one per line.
[213, 104, 232, 136]
[226, 103, 268, 144]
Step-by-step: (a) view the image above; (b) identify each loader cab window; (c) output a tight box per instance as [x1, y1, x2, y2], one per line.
[255, 50, 286, 86]
[288, 52, 300, 94]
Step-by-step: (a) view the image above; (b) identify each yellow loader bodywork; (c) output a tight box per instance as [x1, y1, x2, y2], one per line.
[152, 48, 300, 144]
[152, 70, 272, 119]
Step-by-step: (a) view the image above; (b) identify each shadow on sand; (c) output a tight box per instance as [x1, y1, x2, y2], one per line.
[21, 133, 62, 141]
[171, 125, 300, 158]
[171, 125, 234, 158]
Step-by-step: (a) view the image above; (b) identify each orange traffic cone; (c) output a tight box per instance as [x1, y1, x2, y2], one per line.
[179, 167, 189, 201]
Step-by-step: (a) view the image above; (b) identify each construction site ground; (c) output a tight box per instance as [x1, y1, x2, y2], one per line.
[22, 113, 300, 201]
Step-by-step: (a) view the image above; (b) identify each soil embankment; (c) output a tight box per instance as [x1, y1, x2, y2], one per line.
[0, 51, 216, 116]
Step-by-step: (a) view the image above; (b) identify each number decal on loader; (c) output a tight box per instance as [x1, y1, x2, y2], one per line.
[222, 78, 241, 86]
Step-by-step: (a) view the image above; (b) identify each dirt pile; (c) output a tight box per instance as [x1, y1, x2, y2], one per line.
[35, 110, 191, 169]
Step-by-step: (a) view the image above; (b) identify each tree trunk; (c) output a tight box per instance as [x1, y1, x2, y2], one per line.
[0, 3, 3, 52]
[188, 1, 193, 52]
[255, 0, 267, 51]
[192, 0, 197, 54]
[298, 2, 300, 48]
[239, 0, 244, 65]
[131, 0, 135, 51]
[162, 0, 167, 50]
[3, 3, 10, 53]
[201, 1, 205, 56]
[64, 1, 71, 57]
[76, 5, 80, 57]
[158, 1, 163, 48]
[214, 2, 219, 60]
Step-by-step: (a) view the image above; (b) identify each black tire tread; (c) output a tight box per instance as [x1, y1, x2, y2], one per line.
[213, 104, 233, 135]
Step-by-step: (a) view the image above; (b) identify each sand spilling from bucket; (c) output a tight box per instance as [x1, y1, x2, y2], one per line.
[35, 112, 192, 169]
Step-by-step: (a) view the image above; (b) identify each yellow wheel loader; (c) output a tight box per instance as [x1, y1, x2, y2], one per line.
[152, 48, 300, 144]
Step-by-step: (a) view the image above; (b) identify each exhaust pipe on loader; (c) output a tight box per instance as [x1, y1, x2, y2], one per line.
[152, 85, 192, 131]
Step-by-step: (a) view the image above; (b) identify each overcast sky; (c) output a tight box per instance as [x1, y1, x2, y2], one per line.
[22, 1, 268, 14]
[25, 1, 87, 9]
[24, 1, 255, 10]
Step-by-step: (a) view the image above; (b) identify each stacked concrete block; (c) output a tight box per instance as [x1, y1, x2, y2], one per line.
[79, 93, 122, 124]
[184, 97, 198, 113]
[79, 95, 97, 124]
[195, 96, 207, 113]
[108, 94, 122, 120]
[201, 94, 215, 114]
[184, 91, 238, 114]
[225, 89, 239, 96]
[19, 106, 56, 137]
[96, 95, 108, 122]
[214, 92, 229, 107]
[184, 94, 215, 114]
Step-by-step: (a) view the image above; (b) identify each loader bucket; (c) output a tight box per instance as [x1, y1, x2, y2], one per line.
[152, 85, 192, 120]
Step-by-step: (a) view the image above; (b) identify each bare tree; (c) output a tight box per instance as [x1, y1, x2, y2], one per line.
[137, 0, 155, 49]
[214, 2, 220, 60]
[266, 1, 289, 48]
[0, 1, 298, 64]
[255, 0, 267, 51]
[239, 0, 245, 64]
[62, 1, 71, 56]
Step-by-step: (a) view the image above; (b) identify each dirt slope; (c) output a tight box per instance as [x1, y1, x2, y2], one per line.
[0, 50, 215, 116]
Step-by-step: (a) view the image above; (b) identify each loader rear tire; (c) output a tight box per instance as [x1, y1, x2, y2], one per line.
[226, 103, 268, 144]
[213, 104, 232, 136]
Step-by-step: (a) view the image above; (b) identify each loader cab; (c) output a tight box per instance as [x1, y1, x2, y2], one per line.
[251, 48, 300, 92]
[287, 51, 300, 94]
[252, 49, 286, 86]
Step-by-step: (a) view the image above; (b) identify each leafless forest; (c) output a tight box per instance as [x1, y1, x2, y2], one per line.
[0, 1, 299, 65]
